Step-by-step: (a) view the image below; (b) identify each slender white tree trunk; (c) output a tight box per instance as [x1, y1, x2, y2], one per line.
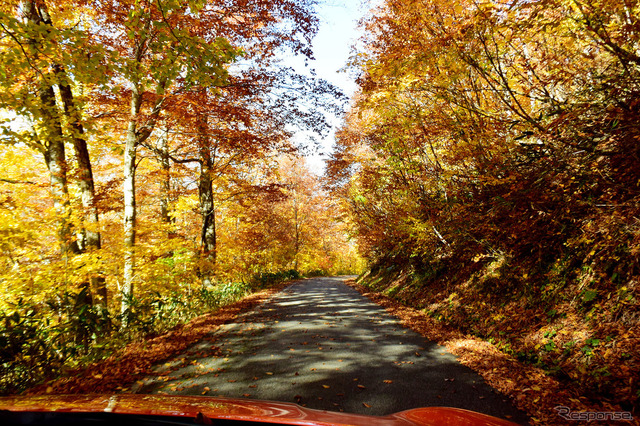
[121, 89, 142, 327]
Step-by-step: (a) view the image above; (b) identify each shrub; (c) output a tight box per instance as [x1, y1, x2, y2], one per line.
[250, 269, 300, 288]
[0, 281, 253, 395]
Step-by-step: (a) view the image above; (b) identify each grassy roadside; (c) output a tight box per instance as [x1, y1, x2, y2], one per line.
[345, 275, 638, 425]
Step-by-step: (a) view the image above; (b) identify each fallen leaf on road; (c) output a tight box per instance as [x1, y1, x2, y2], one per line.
[357, 384, 366, 389]
[322, 385, 330, 389]
[383, 380, 393, 384]
[363, 403, 371, 408]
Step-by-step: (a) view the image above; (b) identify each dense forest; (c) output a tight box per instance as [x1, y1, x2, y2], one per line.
[0, 0, 362, 394]
[327, 0, 639, 414]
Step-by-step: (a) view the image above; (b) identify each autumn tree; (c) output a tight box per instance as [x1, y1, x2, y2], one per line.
[135, 0, 342, 287]
[219, 155, 359, 277]
[0, 1, 110, 312]
[332, 0, 640, 266]
[84, 0, 241, 323]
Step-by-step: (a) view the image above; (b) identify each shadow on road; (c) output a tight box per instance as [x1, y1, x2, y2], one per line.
[132, 277, 527, 423]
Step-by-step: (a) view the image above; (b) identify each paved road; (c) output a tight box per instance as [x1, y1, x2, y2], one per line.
[133, 277, 527, 423]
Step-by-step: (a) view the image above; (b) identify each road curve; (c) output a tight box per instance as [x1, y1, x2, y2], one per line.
[132, 277, 527, 423]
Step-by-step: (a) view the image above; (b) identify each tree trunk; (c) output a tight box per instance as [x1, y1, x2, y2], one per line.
[197, 118, 217, 288]
[22, 1, 99, 348]
[22, 0, 79, 258]
[22, 0, 105, 326]
[40, 84, 79, 257]
[120, 74, 166, 327]
[293, 191, 300, 271]
[121, 89, 142, 327]
[56, 66, 108, 308]
[158, 133, 176, 238]
[57, 75, 101, 249]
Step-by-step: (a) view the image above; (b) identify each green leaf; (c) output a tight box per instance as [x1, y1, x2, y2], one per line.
[582, 289, 597, 302]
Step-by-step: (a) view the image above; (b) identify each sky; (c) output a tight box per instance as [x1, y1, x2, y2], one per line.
[294, 0, 370, 174]
[311, 1, 365, 96]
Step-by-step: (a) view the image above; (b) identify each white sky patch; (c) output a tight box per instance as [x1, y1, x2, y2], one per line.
[289, 0, 369, 175]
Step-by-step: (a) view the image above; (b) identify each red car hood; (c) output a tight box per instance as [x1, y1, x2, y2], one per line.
[0, 394, 518, 426]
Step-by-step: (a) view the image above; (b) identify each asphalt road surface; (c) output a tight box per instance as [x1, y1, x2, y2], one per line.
[133, 277, 527, 423]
